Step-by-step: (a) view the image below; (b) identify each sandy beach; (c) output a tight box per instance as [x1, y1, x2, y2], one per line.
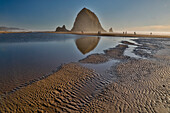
[47, 31, 170, 38]
[1, 31, 170, 38]
[0, 35, 169, 113]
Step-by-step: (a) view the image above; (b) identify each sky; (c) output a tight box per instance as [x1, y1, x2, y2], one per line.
[0, 0, 170, 31]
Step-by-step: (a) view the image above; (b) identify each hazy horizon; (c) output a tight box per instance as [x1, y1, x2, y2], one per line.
[0, 0, 170, 32]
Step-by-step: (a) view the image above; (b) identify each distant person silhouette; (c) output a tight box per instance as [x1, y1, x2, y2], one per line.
[98, 31, 101, 35]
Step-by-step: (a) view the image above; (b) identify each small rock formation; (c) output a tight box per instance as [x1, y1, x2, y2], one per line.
[56, 25, 69, 32]
[71, 8, 106, 32]
[109, 28, 113, 32]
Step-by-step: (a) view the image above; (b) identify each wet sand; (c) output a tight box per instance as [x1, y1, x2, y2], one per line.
[83, 38, 170, 113]
[86, 59, 170, 113]
[0, 37, 170, 113]
[79, 44, 129, 64]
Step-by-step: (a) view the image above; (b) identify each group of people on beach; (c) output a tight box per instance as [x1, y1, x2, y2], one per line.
[123, 31, 153, 35]
[123, 31, 127, 34]
[80, 30, 153, 36]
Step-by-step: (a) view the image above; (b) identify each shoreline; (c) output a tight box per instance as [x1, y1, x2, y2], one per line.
[1, 31, 170, 38]
[48, 31, 170, 38]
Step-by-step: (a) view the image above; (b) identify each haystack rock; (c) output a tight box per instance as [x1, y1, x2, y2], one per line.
[71, 8, 106, 32]
[109, 28, 113, 32]
[56, 25, 69, 32]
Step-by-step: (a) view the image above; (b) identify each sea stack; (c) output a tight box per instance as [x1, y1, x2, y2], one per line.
[56, 25, 69, 32]
[109, 28, 113, 32]
[71, 8, 106, 32]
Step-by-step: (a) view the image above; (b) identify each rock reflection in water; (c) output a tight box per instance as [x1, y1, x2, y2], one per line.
[75, 37, 100, 54]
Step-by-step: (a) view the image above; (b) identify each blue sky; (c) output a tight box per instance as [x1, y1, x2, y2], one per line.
[0, 0, 170, 31]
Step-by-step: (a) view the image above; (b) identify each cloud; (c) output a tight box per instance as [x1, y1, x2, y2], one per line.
[127, 25, 170, 32]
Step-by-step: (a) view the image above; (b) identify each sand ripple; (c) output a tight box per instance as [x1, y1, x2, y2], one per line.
[83, 59, 170, 113]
